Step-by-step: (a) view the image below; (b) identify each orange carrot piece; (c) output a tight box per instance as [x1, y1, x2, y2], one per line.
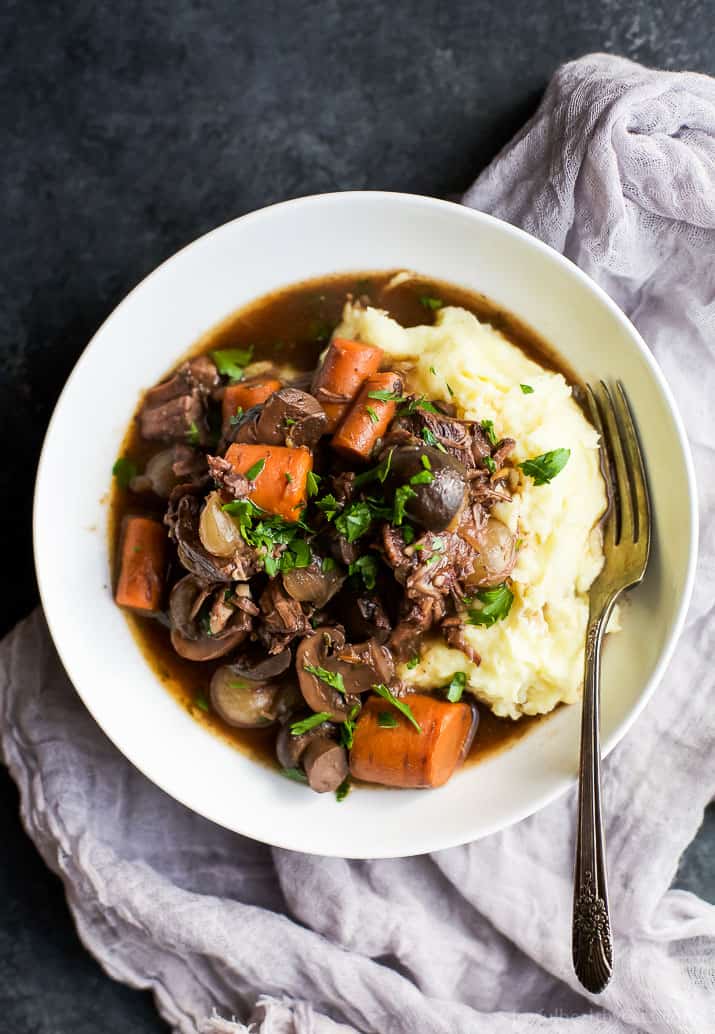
[331, 371, 403, 462]
[222, 378, 282, 429]
[311, 338, 383, 431]
[350, 694, 475, 788]
[224, 442, 312, 521]
[115, 516, 167, 613]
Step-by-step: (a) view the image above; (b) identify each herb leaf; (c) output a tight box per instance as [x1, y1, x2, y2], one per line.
[393, 484, 416, 525]
[520, 383, 534, 395]
[340, 703, 361, 749]
[185, 421, 201, 445]
[519, 448, 570, 486]
[377, 711, 399, 728]
[349, 553, 379, 590]
[481, 419, 498, 447]
[335, 777, 351, 802]
[367, 388, 405, 402]
[282, 767, 308, 783]
[353, 448, 394, 489]
[366, 405, 380, 424]
[303, 663, 345, 695]
[420, 296, 443, 311]
[322, 556, 337, 572]
[245, 458, 266, 481]
[421, 427, 447, 453]
[307, 470, 321, 497]
[406, 654, 420, 670]
[315, 493, 340, 520]
[290, 711, 333, 736]
[445, 672, 467, 703]
[409, 469, 433, 485]
[335, 501, 373, 543]
[211, 347, 254, 381]
[229, 406, 244, 426]
[112, 457, 137, 489]
[483, 455, 496, 474]
[372, 684, 422, 732]
[467, 583, 514, 627]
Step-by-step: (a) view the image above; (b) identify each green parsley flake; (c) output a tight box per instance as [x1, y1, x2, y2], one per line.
[211, 347, 254, 381]
[377, 711, 399, 728]
[335, 501, 373, 543]
[520, 383, 534, 395]
[285, 472, 293, 483]
[229, 406, 244, 426]
[282, 767, 308, 783]
[446, 382, 454, 397]
[245, 458, 266, 481]
[402, 524, 416, 544]
[322, 556, 337, 572]
[393, 484, 416, 525]
[306, 470, 321, 497]
[484, 455, 496, 474]
[467, 583, 514, 627]
[421, 427, 447, 452]
[366, 405, 380, 424]
[429, 365, 437, 375]
[315, 493, 340, 521]
[194, 694, 210, 712]
[481, 419, 498, 447]
[290, 711, 333, 736]
[185, 421, 201, 445]
[340, 704, 361, 749]
[303, 663, 345, 695]
[519, 448, 570, 486]
[112, 457, 137, 489]
[420, 296, 443, 311]
[445, 672, 466, 703]
[349, 553, 379, 590]
[406, 655, 420, 670]
[335, 777, 351, 802]
[372, 684, 422, 733]
[367, 388, 405, 402]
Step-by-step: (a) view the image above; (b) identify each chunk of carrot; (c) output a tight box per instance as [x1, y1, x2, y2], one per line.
[115, 516, 167, 613]
[350, 694, 476, 788]
[311, 338, 383, 431]
[224, 442, 312, 522]
[222, 378, 282, 429]
[331, 371, 403, 462]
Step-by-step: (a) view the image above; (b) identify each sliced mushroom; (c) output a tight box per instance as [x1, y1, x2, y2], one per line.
[169, 575, 250, 661]
[462, 517, 516, 588]
[303, 738, 349, 793]
[296, 627, 361, 721]
[282, 558, 345, 608]
[255, 387, 327, 448]
[387, 446, 468, 532]
[227, 646, 293, 682]
[276, 717, 334, 769]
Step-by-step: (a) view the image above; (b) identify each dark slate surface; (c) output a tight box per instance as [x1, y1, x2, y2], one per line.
[1, 2, 713, 1031]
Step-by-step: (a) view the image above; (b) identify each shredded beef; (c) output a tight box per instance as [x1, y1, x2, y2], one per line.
[441, 618, 481, 665]
[257, 581, 313, 654]
[207, 455, 250, 499]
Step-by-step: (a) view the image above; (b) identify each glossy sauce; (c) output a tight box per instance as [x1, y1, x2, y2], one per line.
[111, 271, 567, 775]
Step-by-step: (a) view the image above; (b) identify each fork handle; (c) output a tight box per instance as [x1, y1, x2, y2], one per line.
[572, 599, 615, 994]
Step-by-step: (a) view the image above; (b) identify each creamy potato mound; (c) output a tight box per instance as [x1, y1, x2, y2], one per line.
[335, 301, 610, 719]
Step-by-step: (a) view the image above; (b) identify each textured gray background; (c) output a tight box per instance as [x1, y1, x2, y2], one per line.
[1, 2, 713, 1031]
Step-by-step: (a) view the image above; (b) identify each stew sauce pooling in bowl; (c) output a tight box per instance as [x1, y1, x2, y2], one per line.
[111, 271, 590, 799]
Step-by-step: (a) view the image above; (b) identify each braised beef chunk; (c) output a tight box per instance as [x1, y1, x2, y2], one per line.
[114, 274, 551, 797]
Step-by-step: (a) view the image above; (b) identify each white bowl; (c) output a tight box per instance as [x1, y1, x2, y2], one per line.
[33, 192, 697, 858]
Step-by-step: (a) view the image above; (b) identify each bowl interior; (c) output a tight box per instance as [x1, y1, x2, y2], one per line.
[34, 192, 696, 857]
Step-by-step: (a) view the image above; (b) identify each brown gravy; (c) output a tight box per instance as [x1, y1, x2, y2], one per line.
[111, 270, 566, 775]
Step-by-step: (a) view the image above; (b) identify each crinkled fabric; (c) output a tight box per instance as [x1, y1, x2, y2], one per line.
[2, 53, 714, 1034]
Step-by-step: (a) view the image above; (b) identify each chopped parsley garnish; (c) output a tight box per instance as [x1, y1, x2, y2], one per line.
[282, 767, 308, 783]
[245, 458, 266, 481]
[303, 663, 345, 695]
[446, 382, 454, 397]
[421, 427, 447, 453]
[429, 365, 436, 375]
[420, 295, 443, 311]
[402, 524, 416, 544]
[445, 672, 466, 703]
[409, 469, 433, 485]
[315, 493, 340, 520]
[185, 421, 201, 445]
[228, 678, 250, 689]
[284, 417, 296, 426]
[393, 484, 416, 525]
[194, 694, 210, 712]
[366, 405, 380, 424]
[306, 470, 321, 498]
[406, 655, 420, 669]
[480, 419, 498, 446]
[285, 472, 293, 483]
[399, 395, 440, 416]
[340, 704, 361, 749]
[112, 457, 137, 489]
[335, 777, 351, 802]
[377, 711, 399, 728]
[519, 448, 570, 486]
[229, 406, 244, 425]
[290, 711, 332, 736]
[367, 388, 405, 402]
[467, 583, 514, 627]
[221, 498, 310, 576]
[211, 346, 254, 381]
[349, 553, 379, 590]
[322, 556, 337, 572]
[372, 684, 422, 733]
[520, 383, 534, 395]
[483, 455, 496, 474]
[335, 500, 373, 543]
[353, 448, 394, 489]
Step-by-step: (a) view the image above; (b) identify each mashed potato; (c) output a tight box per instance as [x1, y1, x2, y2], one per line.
[335, 301, 609, 719]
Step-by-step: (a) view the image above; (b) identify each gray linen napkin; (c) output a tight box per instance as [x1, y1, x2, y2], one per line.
[2, 53, 715, 1034]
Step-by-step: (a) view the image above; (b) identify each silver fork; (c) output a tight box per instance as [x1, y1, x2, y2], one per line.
[572, 382, 651, 994]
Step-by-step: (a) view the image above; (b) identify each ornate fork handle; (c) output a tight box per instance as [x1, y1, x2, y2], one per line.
[572, 595, 616, 994]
